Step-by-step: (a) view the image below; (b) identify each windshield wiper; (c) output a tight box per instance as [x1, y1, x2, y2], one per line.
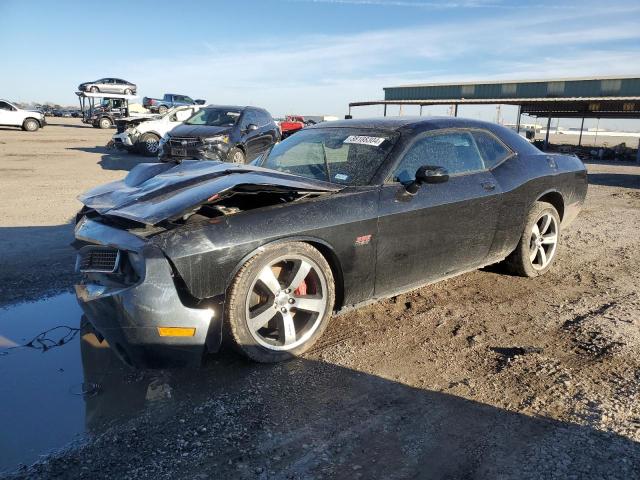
[321, 143, 331, 183]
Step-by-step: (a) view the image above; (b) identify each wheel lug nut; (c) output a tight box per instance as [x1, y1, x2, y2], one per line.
[280, 307, 287, 313]
[288, 298, 295, 304]
[285, 289, 291, 294]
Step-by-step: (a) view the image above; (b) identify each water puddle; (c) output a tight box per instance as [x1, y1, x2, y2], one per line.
[0, 292, 294, 474]
[0, 293, 170, 473]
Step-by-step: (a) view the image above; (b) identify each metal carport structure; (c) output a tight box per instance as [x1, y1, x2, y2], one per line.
[348, 76, 640, 148]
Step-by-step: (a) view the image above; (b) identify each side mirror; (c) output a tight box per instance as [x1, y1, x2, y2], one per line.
[405, 165, 449, 194]
[245, 123, 258, 132]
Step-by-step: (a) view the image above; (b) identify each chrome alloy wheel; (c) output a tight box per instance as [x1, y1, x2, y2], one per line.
[529, 212, 558, 270]
[245, 255, 328, 351]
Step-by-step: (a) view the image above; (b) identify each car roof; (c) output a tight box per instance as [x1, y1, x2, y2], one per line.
[310, 116, 506, 132]
[203, 105, 251, 111]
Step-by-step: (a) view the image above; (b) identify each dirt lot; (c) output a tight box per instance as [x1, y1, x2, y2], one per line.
[0, 118, 154, 304]
[1, 119, 640, 479]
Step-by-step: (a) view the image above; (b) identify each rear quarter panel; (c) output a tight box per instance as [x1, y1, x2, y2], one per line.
[489, 152, 587, 262]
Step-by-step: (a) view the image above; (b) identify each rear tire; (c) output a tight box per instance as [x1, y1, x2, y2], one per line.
[228, 147, 245, 164]
[124, 88, 133, 95]
[22, 118, 39, 132]
[98, 117, 112, 129]
[225, 242, 335, 363]
[504, 201, 561, 277]
[158, 105, 168, 114]
[138, 133, 160, 156]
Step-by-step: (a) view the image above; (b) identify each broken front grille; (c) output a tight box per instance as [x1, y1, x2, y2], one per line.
[76, 246, 120, 273]
[168, 137, 203, 148]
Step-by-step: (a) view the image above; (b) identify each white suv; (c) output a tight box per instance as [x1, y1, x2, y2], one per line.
[113, 105, 200, 156]
[0, 99, 46, 131]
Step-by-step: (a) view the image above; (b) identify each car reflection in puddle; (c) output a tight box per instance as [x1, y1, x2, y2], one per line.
[0, 293, 175, 473]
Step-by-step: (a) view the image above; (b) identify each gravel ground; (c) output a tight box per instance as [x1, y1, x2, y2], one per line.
[1, 120, 639, 479]
[0, 118, 153, 305]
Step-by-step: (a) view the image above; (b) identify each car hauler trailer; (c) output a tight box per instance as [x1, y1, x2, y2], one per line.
[76, 91, 154, 129]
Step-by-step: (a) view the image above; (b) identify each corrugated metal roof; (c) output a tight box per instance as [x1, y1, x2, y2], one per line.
[350, 97, 640, 106]
[388, 75, 640, 89]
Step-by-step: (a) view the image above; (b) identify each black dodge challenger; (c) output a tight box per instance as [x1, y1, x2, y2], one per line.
[74, 117, 587, 366]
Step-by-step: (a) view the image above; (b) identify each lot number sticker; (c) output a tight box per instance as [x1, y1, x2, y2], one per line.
[344, 135, 386, 147]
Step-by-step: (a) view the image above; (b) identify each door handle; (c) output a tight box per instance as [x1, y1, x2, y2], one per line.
[481, 182, 496, 191]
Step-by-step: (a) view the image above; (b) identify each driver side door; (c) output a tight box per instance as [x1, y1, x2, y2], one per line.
[375, 129, 502, 296]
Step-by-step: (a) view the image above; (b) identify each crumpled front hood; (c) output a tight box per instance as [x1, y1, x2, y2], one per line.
[79, 161, 342, 226]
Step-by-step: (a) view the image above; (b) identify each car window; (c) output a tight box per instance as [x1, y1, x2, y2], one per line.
[253, 110, 270, 126]
[0, 101, 13, 110]
[393, 130, 485, 183]
[241, 110, 257, 128]
[471, 130, 512, 168]
[260, 127, 398, 186]
[182, 96, 193, 103]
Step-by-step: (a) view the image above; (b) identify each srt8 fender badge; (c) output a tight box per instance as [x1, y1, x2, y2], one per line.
[355, 235, 372, 246]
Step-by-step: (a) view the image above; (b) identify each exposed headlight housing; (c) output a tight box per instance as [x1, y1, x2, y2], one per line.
[202, 135, 229, 144]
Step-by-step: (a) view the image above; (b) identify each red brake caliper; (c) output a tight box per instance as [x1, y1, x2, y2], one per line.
[294, 279, 307, 296]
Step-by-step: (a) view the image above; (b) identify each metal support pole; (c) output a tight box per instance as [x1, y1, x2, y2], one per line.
[419, 105, 423, 116]
[348, 105, 351, 116]
[578, 117, 584, 147]
[516, 105, 521, 133]
[383, 104, 387, 117]
[594, 118, 600, 147]
[453, 104, 458, 117]
[544, 116, 552, 150]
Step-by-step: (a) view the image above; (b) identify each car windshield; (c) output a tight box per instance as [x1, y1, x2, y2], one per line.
[185, 108, 241, 127]
[259, 127, 398, 186]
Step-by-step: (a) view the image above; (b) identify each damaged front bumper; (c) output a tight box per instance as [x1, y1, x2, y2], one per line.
[112, 130, 136, 149]
[159, 140, 231, 162]
[74, 218, 222, 368]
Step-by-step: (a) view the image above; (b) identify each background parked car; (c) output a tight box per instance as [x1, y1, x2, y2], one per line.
[78, 78, 137, 95]
[113, 105, 202, 156]
[158, 105, 280, 164]
[143, 94, 206, 114]
[0, 99, 46, 131]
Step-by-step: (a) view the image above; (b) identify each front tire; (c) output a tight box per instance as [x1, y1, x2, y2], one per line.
[98, 117, 112, 129]
[22, 118, 39, 132]
[158, 105, 168, 114]
[504, 201, 560, 277]
[124, 88, 133, 95]
[225, 242, 335, 362]
[90, 86, 99, 93]
[228, 147, 245, 164]
[138, 133, 160, 156]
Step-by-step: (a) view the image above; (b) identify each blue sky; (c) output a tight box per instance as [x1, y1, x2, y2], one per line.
[1, 0, 640, 127]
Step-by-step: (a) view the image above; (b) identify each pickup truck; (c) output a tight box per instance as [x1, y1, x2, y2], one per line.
[0, 99, 46, 131]
[142, 94, 205, 114]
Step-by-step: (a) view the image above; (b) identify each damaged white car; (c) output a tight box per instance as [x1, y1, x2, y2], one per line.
[112, 105, 201, 156]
